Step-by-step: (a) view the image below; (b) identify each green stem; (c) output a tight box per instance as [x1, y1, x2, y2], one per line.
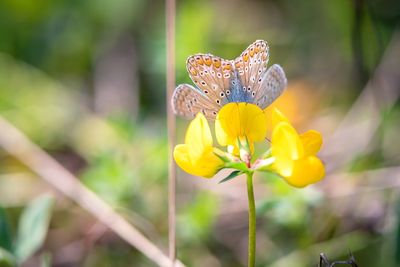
[246, 172, 256, 267]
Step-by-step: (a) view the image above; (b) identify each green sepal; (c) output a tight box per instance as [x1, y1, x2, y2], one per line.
[251, 157, 275, 172]
[214, 149, 239, 163]
[214, 151, 230, 162]
[237, 136, 250, 153]
[224, 161, 249, 172]
[218, 170, 243, 184]
[254, 164, 274, 172]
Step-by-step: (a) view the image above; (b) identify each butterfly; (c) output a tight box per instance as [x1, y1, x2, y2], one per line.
[171, 40, 287, 120]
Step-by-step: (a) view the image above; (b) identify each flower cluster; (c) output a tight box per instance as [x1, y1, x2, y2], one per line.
[174, 103, 325, 187]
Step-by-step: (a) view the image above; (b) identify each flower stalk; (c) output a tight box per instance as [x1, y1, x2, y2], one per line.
[246, 172, 256, 267]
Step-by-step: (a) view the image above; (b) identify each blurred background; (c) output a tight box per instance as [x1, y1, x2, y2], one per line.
[0, 0, 400, 266]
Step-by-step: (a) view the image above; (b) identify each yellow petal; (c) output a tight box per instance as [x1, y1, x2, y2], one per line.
[192, 147, 225, 178]
[300, 130, 322, 156]
[281, 156, 325, 188]
[215, 103, 236, 147]
[174, 113, 223, 178]
[264, 107, 290, 136]
[173, 144, 193, 175]
[215, 103, 267, 153]
[266, 107, 290, 128]
[185, 113, 213, 161]
[241, 104, 268, 142]
[173, 145, 223, 178]
[271, 122, 304, 177]
[271, 122, 304, 160]
[272, 155, 294, 178]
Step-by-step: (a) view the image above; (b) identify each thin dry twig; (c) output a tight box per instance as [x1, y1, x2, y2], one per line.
[166, 0, 177, 264]
[0, 116, 185, 267]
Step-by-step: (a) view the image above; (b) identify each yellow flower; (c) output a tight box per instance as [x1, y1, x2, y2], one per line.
[215, 103, 267, 155]
[270, 108, 325, 187]
[263, 105, 289, 137]
[174, 113, 224, 178]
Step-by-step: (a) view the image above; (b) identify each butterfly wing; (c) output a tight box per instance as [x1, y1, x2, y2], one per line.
[172, 40, 287, 120]
[255, 64, 287, 109]
[171, 84, 219, 119]
[234, 40, 270, 101]
[186, 54, 235, 107]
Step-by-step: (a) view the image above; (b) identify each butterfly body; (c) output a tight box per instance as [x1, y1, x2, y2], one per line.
[226, 71, 253, 103]
[172, 40, 287, 119]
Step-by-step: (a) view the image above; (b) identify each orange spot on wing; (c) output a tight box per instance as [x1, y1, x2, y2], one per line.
[213, 59, 221, 68]
[204, 57, 212, 66]
[243, 53, 249, 62]
[189, 66, 198, 76]
[249, 47, 255, 57]
[223, 64, 231, 71]
[196, 57, 204, 65]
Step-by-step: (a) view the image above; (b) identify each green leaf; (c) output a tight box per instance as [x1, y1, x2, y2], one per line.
[219, 170, 243, 184]
[0, 208, 13, 253]
[0, 247, 16, 267]
[224, 161, 249, 172]
[15, 195, 54, 263]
